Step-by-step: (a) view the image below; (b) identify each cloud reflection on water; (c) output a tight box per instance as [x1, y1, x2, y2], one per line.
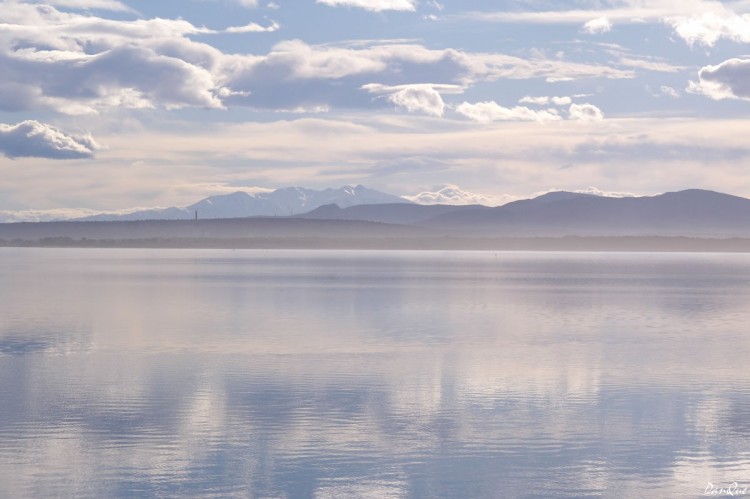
[1, 249, 750, 497]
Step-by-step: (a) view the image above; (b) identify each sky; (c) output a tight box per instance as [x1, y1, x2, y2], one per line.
[2, 0, 750, 219]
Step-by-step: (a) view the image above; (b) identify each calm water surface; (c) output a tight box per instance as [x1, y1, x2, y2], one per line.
[1, 248, 750, 498]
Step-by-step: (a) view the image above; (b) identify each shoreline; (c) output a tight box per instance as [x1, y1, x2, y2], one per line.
[4, 236, 750, 252]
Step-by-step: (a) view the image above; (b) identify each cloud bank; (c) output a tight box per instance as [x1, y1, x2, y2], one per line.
[0, 3, 634, 116]
[0, 120, 99, 159]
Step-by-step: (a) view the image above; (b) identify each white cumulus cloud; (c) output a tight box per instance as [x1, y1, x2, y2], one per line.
[666, 12, 750, 47]
[0, 120, 99, 159]
[688, 58, 750, 101]
[568, 103, 604, 121]
[379, 86, 444, 116]
[362, 83, 463, 116]
[582, 16, 612, 34]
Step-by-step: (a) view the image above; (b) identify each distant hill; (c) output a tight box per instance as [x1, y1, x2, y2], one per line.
[79, 185, 410, 221]
[421, 189, 750, 237]
[0, 217, 432, 242]
[298, 203, 493, 225]
[295, 189, 750, 237]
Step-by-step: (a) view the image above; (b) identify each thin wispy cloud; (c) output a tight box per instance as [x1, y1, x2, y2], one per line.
[225, 21, 280, 33]
[459, 1, 750, 47]
[25, 0, 134, 11]
[315, 0, 418, 12]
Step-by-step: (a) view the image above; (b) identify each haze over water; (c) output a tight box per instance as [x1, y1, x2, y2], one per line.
[1, 248, 750, 498]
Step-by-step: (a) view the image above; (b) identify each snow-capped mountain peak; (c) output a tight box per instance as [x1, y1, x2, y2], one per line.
[74, 185, 411, 221]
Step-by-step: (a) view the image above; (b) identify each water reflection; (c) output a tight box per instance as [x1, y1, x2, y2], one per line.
[1, 249, 750, 497]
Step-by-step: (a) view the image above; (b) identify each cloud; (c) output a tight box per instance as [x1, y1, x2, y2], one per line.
[462, 2, 750, 47]
[315, 0, 418, 12]
[457, 101, 606, 123]
[688, 58, 750, 101]
[666, 12, 750, 47]
[403, 184, 515, 206]
[36, 45, 223, 114]
[616, 57, 685, 73]
[25, 0, 134, 11]
[519, 95, 572, 106]
[582, 17, 612, 34]
[426, 0, 443, 11]
[568, 103, 604, 121]
[0, 208, 107, 223]
[574, 187, 636, 198]
[220, 39, 632, 112]
[362, 83, 463, 116]
[456, 101, 562, 123]
[384, 86, 445, 115]
[660, 85, 680, 98]
[225, 21, 280, 33]
[0, 3, 635, 115]
[461, 6, 668, 25]
[0, 4, 228, 113]
[0, 120, 99, 159]
[12, 115, 750, 212]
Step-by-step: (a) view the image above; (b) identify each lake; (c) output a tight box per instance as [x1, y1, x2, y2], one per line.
[1, 248, 749, 498]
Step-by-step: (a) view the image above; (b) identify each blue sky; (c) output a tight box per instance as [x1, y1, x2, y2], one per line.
[1, 0, 750, 218]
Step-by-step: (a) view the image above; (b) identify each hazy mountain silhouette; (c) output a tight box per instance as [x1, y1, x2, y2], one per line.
[298, 203, 493, 225]
[420, 189, 750, 236]
[0, 218, 431, 242]
[79, 185, 410, 221]
[4, 189, 750, 248]
[295, 189, 750, 237]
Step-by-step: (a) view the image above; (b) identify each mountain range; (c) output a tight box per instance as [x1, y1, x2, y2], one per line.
[425, 189, 750, 236]
[79, 185, 410, 221]
[3, 187, 750, 244]
[298, 189, 750, 237]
